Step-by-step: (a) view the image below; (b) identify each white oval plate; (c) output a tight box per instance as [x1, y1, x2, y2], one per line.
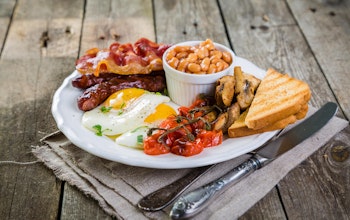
[51, 56, 278, 169]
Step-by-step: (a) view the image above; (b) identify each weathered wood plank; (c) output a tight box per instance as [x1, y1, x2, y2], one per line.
[61, 184, 112, 220]
[2, 0, 83, 59]
[239, 188, 287, 220]
[287, 0, 350, 119]
[0, 0, 84, 219]
[220, 0, 349, 219]
[155, 0, 230, 46]
[282, 0, 350, 219]
[80, 0, 155, 55]
[0, 0, 16, 55]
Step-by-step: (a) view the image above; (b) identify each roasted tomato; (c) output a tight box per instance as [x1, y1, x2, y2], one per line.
[171, 138, 204, 157]
[143, 96, 223, 157]
[143, 133, 170, 155]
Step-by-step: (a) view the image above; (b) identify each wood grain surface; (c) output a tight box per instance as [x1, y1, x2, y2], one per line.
[0, 0, 349, 219]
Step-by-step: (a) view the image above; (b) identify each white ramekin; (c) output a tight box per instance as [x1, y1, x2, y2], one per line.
[163, 41, 236, 106]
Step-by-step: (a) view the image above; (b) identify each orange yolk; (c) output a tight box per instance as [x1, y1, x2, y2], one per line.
[144, 103, 176, 123]
[104, 88, 145, 109]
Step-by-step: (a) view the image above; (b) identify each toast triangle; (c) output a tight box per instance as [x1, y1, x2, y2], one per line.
[245, 68, 311, 130]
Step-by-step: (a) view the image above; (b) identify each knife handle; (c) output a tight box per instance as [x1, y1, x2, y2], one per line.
[170, 155, 269, 219]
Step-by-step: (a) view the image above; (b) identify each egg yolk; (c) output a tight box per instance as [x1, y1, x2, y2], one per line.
[104, 88, 145, 109]
[144, 103, 176, 123]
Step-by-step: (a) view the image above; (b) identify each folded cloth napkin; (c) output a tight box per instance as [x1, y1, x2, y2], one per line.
[32, 106, 348, 219]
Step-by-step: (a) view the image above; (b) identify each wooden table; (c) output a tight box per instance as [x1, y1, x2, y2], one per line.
[1, 0, 349, 219]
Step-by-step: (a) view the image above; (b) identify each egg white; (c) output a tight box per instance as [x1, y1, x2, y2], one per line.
[82, 93, 171, 136]
[115, 126, 149, 149]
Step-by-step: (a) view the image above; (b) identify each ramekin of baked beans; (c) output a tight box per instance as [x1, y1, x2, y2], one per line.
[163, 39, 235, 106]
[165, 39, 232, 74]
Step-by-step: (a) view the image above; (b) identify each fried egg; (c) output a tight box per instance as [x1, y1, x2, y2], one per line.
[82, 88, 176, 148]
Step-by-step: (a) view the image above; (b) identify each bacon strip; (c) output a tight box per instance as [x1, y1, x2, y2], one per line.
[75, 38, 171, 76]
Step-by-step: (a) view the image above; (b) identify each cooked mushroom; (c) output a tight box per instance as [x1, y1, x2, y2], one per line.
[234, 66, 244, 95]
[226, 102, 241, 128]
[212, 102, 240, 133]
[234, 66, 261, 110]
[213, 112, 228, 132]
[244, 73, 260, 90]
[215, 75, 235, 108]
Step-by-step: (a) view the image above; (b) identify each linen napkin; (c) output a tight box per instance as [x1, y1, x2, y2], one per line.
[32, 106, 348, 219]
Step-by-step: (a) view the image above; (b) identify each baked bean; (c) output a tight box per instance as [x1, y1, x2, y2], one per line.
[166, 49, 176, 61]
[168, 57, 179, 69]
[187, 53, 198, 63]
[210, 50, 222, 59]
[177, 59, 189, 72]
[165, 39, 232, 74]
[200, 57, 210, 71]
[176, 51, 189, 59]
[210, 57, 221, 64]
[197, 47, 209, 59]
[216, 61, 225, 72]
[222, 51, 232, 63]
[187, 63, 201, 73]
[208, 64, 217, 73]
[222, 61, 229, 70]
[200, 39, 215, 51]
[174, 45, 191, 53]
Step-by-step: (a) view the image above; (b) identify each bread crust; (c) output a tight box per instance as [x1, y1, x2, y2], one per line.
[227, 102, 307, 138]
[228, 114, 297, 137]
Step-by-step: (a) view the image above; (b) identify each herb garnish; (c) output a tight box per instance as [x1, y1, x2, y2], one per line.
[117, 102, 126, 115]
[131, 126, 149, 133]
[92, 124, 111, 136]
[101, 106, 112, 113]
[92, 124, 103, 136]
[137, 135, 144, 145]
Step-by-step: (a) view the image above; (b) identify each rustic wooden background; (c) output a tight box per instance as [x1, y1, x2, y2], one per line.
[0, 0, 349, 219]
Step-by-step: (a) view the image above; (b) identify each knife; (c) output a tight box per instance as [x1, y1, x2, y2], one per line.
[169, 102, 338, 219]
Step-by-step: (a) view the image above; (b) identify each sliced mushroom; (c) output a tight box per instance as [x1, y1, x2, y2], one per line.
[213, 112, 228, 132]
[234, 66, 244, 95]
[237, 80, 254, 109]
[245, 73, 260, 90]
[234, 66, 261, 110]
[215, 75, 235, 108]
[226, 102, 241, 128]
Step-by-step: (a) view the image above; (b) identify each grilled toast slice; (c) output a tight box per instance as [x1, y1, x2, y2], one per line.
[245, 68, 311, 130]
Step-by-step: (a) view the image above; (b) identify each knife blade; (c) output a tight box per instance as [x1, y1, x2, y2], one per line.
[169, 102, 338, 219]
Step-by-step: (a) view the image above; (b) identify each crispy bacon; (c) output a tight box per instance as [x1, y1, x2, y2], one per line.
[75, 38, 171, 76]
[76, 71, 167, 111]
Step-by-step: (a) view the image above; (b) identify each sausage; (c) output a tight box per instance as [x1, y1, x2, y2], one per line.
[77, 72, 166, 111]
[72, 73, 117, 89]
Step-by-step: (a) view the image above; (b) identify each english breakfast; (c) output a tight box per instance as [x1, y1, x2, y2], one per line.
[71, 38, 311, 157]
